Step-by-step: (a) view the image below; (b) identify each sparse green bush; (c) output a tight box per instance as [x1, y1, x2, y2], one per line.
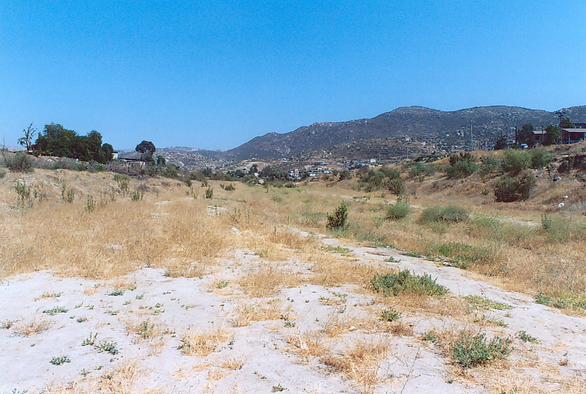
[96, 340, 119, 355]
[61, 184, 75, 203]
[205, 187, 214, 199]
[409, 162, 435, 180]
[451, 332, 511, 368]
[223, 183, 236, 191]
[529, 149, 553, 169]
[431, 242, 495, 269]
[494, 172, 535, 202]
[131, 189, 144, 201]
[15, 180, 32, 208]
[419, 206, 469, 224]
[326, 202, 348, 230]
[372, 270, 448, 296]
[386, 201, 410, 220]
[387, 177, 405, 195]
[114, 174, 129, 194]
[501, 150, 530, 174]
[5, 152, 33, 172]
[446, 153, 478, 179]
[517, 330, 539, 344]
[535, 293, 586, 310]
[479, 157, 501, 176]
[85, 195, 96, 212]
[380, 308, 401, 322]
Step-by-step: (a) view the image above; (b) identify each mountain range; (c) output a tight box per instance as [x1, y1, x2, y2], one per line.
[161, 105, 586, 168]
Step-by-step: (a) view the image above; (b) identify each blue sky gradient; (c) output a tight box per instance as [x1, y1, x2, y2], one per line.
[1, 1, 585, 150]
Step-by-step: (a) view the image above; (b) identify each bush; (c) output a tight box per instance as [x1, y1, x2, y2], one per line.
[479, 157, 501, 176]
[5, 152, 33, 172]
[419, 206, 469, 224]
[326, 202, 348, 230]
[386, 201, 410, 220]
[451, 332, 512, 368]
[387, 177, 405, 195]
[501, 150, 530, 174]
[371, 270, 448, 296]
[529, 149, 553, 169]
[223, 183, 236, 191]
[409, 162, 435, 180]
[446, 160, 478, 179]
[15, 180, 32, 208]
[446, 153, 478, 179]
[494, 172, 535, 202]
[205, 187, 214, 199]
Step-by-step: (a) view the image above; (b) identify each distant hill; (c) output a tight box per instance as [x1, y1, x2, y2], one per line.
[223, 105, 586, 160]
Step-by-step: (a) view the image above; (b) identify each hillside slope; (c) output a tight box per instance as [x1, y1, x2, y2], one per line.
[225, 105, 586, 160]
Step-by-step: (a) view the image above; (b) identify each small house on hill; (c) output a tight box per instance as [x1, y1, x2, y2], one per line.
[117, 151, 147, 168]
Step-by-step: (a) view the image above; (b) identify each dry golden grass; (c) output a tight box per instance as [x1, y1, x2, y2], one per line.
[13, 318, 52, 336]
[286, 331, 327, 361]
[180, 328, 233, 356]
[321, 340, 389, 394]
[46, 363, 139, 394]
[231, 300, 286, 327]
[220, 358, 245, 370]
[237, 265, 302, 298]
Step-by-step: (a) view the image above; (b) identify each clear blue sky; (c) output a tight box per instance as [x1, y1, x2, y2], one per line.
[1, 1, 585, 150]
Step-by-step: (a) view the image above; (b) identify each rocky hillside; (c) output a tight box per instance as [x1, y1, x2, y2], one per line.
[224, 105, 586, 160]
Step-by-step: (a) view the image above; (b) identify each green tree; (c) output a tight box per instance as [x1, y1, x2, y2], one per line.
[544, 125, 562, 145]
[135, 140, 156, 162]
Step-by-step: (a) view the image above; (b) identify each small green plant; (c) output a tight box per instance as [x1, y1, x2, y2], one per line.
[96, 340, 119, 355]
[114, 174, 129, 194]
[463, 295, 511, 311]
[419, 206, 469, 224]
[386, 201, 410, 220]
[61, 184, 75, 203]
[223, 183, 236, 191]
[516, 330, 539, 344]
[432, 243, 495, 269]
[422, 330, 439, 344]
[15, 181, 32, 208]
[50, 355, 71, 366]
[108, 289, 124, 296]
[43, 306, 68, 316]
[323, 245, 352, 256]
[85, 195, 96, 212]
[215, 280, 229, 289]
[535, 293, 586, 310]
[371, 270, 448, 297]
[82, 332, 98, 346]
[385, 256, 399, 263]
[205, 187, 214, 199]
[380, 308, 401, 322]
[130, 189, 144, 201]
[137, 320, 156, 339]
[326, 202, 348, 230]
[451, 332, 512, 369]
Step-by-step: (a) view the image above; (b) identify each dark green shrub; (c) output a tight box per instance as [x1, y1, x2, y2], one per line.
[451, 332, 512, 368]
[386, 201, 410, 220]
[419, 206, 469, 224]
[5, 152, 33, 172]
[494, 172, 535, 202]
[501, 150, 530, 174]
[205, 187, 214, 199]
[326, 202, 348, 230]
[371, 270, 448, 296]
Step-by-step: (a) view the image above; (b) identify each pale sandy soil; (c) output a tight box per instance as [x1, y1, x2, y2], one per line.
[1, 231, 585, 393]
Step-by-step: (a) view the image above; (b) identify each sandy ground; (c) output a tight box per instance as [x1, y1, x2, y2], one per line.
[1, 232, 585, 393]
